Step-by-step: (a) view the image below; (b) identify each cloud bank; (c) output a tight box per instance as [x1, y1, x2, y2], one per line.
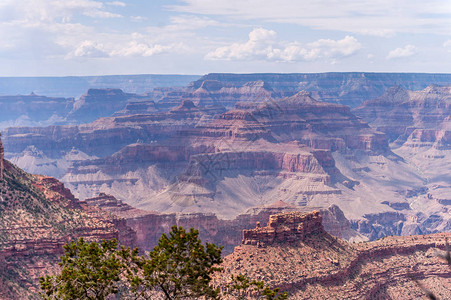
[206, 28, 361, 62]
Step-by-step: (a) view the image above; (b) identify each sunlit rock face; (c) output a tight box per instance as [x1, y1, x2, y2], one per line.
[217, 211, 451, 299]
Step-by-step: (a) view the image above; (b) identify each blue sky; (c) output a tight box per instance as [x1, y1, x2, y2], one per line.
[0, 0, 450, 76]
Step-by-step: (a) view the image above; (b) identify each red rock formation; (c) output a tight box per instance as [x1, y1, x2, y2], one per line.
[0, 156, 136, 298]
[217, 211, 451, 299]
[242, 211, 323, 246]
[84, 193, 361, 254]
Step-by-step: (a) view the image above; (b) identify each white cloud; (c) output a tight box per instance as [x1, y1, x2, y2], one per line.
[206, 28, 361, 62]
[206, 28, 277, 60]
[110, 41, 176, 57]
[67, 40, 109, 58]
[386, 45, 417, 59]
[169, 0, 451, 36]
[307, 36, 362, 58]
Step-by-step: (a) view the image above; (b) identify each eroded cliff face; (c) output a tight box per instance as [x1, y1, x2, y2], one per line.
[0, 136, 136, 298]
[58, 92, 390, 219]
[217, 211, 451, 299]
[84, 193, 364, 254]
[353, 85, 451, 240]
[242, 211, 324, 246]
[353, 85, 451, 144]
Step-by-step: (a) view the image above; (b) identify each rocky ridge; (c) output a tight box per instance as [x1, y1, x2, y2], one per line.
[218, 211, 451, 299]
[0, 137, 136, 298]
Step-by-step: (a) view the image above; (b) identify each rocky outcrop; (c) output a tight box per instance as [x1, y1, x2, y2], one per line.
[218, 211, 451, 299]
[242, 211, 323, 246]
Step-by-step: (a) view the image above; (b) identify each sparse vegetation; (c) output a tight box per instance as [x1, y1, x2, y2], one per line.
[40, 226, 287, 299]
[226, 274, 288, 300]
[40, 238, 124, 300]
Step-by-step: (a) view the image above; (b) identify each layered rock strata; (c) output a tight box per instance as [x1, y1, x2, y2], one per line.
[0, 138, 136, 298]
[353, 85, 451, 145]
[188, 73, 451, 108]
[2, 100, 225, 158]
[218, 211, 451, 299]
[85, 193, 364, 254]
[242, 211, 323, 246]
[4, 87, 445, 241]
